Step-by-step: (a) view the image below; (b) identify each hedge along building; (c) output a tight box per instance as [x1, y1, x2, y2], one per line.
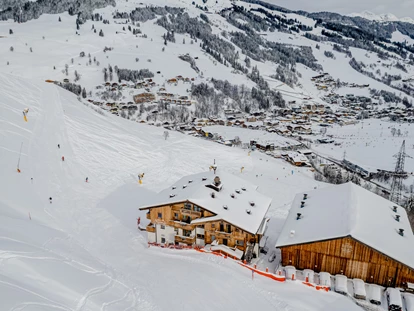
[275, 182, 414, 287]
[139, 172, 271, 260]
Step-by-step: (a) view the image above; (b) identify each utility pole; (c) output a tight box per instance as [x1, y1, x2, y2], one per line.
[390, 140, 412, 204]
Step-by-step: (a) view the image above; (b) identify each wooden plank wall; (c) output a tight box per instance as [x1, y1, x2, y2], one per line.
[204, 220, 256, 251]
[280, 237, 414, 287]
[147, 202, 257, 252]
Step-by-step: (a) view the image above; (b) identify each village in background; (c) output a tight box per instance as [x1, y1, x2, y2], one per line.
[2, 0, 414, 310]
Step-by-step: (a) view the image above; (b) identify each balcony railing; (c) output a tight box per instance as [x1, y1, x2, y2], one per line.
[146, 224, 156, 233]
[180, 209, 202, 217]
[175, 235, 195, 244]
[170, 220, 194, 231]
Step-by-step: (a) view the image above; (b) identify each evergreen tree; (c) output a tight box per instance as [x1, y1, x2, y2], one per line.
[82, 88, 87, 98]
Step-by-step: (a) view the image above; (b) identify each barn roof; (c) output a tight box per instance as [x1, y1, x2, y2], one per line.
[275, 182, 414, 269]
[139, 172, 272, 234]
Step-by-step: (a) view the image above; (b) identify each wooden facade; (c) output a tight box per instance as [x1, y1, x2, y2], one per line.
[143, 200, 259, 253]
[279, 236, 414, 287]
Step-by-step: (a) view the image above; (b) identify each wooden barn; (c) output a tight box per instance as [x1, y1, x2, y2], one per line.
[275, 182, 414, 287]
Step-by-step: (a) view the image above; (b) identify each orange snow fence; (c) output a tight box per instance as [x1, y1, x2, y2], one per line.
[45, 80, 55, 83]
[238, 262, 286, 282]
[23, 115, 27, 122]
[315, 285, 330, 292]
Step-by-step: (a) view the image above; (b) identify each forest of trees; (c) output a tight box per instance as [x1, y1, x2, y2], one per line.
[0, 0, 115, 22]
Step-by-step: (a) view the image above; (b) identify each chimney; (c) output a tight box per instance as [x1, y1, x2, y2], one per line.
[300, 201, 305, 208]
[214, 176, 221, 186]
[202, 177, 207, 181]
[395, 215, 400, 222]
[235, 189, 241, 194]
[223, 205, 228, 210]
[246, 209, 251, 214]
[169, 194, 175, 198]
[211, 192, 215, 198]
[297, 213, 302, 220]
[172, 186, 176, 190]
[303, 193, 308, 200]
[290, 230, 295, 237]
[241, 187, 246, 191]
[183, 185, 187, 189]
[399, 228, 404, 236]
[230, 193, 235, 198]
[249, 201, 255, 207]
[189, 180, 193, 183]
[393, 206, 398, 213]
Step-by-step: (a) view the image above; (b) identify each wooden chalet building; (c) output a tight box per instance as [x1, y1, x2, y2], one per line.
[275, 183, 414, 287]
[140, 172, 272, 260]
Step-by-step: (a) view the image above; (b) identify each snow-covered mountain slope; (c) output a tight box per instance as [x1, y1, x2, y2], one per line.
[2, 0, 414, 119]
[0, 74, 362, 310]
[348, 11, 414, 24]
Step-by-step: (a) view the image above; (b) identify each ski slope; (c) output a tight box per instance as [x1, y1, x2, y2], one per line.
[0, 74, 363, 310]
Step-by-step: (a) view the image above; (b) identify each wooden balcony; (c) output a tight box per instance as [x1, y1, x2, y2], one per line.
[175, 235, 195, 244]
[214, 230, 232, 238]
[180, 208, 202, 218]
[146, 224, 156, 233]
[169, 220, 194, 231]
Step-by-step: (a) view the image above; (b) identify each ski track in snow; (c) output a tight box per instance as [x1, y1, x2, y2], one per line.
[0, 65, 362, 311]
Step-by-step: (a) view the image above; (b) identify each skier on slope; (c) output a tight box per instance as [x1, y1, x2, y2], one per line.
[85, 177, 88, 182]
[62, 156, 65, 161]
[49, 197, 52, 204]
[58, 144, 60, 149]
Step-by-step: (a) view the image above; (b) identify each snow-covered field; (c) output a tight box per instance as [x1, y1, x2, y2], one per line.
[2, 0, 412, 308]
[310, 119, 414, 173]
[0, 74, 362, 310]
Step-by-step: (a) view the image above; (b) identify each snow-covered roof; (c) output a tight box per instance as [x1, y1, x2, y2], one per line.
[140, 172, 272, 234]
[276, 182, 414, 270]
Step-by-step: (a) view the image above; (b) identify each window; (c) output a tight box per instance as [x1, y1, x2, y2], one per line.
[226, 224, 231, 233]
[183, 229, 192, 237]
[196, 234, 205, 239]
[174, 228, 179, 234]
[194, 205, 201, 212]
[157, 212, 162, 219]
[184, 203, 192, 210]
[174, 213, 179, 220]
[197, 224, 205, 229]
[236, 240, 244, 246]
[160, 225, 165, 230]
[183, 215, 191, 224]
[161, 237, 166, 244]
[211, 235, 216, 241]
[211, 224, 215, 228]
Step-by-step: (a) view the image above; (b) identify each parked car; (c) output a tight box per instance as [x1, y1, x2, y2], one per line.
[353, 279, 367, 300]
[368, 284, 382, 305]
[334, 274, 348, 295]
[403, 293, 414, 311]
[386, 288, 402, 311]
[319, 272, 331, 289]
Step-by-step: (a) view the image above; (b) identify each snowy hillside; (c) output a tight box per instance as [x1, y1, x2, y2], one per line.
[0, 74, 362, 310]
[2, 0, 414, 120]
[3, 0, 414, 308]
[348, 11, 414, 24]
